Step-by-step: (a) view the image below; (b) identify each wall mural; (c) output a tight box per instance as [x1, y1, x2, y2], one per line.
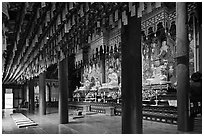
[105, 52, 121, 84]
[142, 36, 176, 85]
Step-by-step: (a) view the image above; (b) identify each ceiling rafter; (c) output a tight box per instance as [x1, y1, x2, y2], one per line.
[5, 3, 51, 84]
[3, 2, 36, 84]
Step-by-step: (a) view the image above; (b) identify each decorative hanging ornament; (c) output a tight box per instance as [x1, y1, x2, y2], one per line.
[122, 11, 128, 25]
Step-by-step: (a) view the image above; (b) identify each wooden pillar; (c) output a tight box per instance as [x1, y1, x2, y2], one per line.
[29, 79, 35, 112]
[2, 87, 5, 109]
[21, 85, 25, 103]
[25, 82, 29, 102]
[48, 84, 52, 102]
[121, 15, 142, 133]
[197, 3, 202, 73]
[58, 57, 68, 124]
[176, 2, 191, 132]
[100, 48, 106, 83]
[23, 83, 28, 107]
[192, 15, 197, 72]
[39, 72, 46, 115]
[23, 84, 26, 101]
[199, 23, 202, 73]
[12, 88, 15, 108]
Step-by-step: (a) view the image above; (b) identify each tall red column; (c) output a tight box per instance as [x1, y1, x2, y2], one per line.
[176, 2, 191, 132]
[39, 72, 46, 115]
[58, 57, 68, 124]
[121, 15, 142, 133]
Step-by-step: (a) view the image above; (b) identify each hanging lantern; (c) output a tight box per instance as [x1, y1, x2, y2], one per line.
[137, 2, 144, 18]
[72, 14, 75, 26]
[62, 4, 67, 21]
[69, 2, 73, 10]
[39, 25, 42, 35]
[56, 20, 58, 30]
[109, 13, 113, 26]
[36, 8, 40, 18]
[122, 11, 128, 25]
[35, 35, 38, 43]
[85, 14, 89, 26]
[85, 2, 89, 12]
[80, 4, 84, 17]
[26, 38, 29, 46]
[128, 2, 133, 12]
[41, 2, 46, 8]
[131, 3, 136, 17]
[58, 14, 61, 25]
[115, 9, 118, 21]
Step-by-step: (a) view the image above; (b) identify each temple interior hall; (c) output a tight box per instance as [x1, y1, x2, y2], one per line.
[2, 2, 202, 134]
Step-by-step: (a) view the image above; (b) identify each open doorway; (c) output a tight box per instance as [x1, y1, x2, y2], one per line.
[5, 89, 13, 109]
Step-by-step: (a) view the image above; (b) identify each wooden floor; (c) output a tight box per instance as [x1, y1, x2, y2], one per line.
[2, 108, 202, 134]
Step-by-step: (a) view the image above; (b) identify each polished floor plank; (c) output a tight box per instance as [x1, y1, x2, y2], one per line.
[2, 108, 202, 134]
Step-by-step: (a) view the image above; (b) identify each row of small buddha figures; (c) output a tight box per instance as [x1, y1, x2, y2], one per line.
[73, 66, 121, 102]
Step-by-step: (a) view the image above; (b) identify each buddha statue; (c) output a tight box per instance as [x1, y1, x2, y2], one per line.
[108, 66, 118, 87]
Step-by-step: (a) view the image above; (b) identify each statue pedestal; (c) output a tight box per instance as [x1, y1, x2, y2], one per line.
[105, 107, 115, 116]
[83, 105, 91, 112]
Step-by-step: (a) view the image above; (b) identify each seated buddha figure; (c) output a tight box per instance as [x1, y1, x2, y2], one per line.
[80, 76, 90, 89]
[107, 66, 118, 87]
[151, 60, 167, 84]
[95, 78, 101, 88]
